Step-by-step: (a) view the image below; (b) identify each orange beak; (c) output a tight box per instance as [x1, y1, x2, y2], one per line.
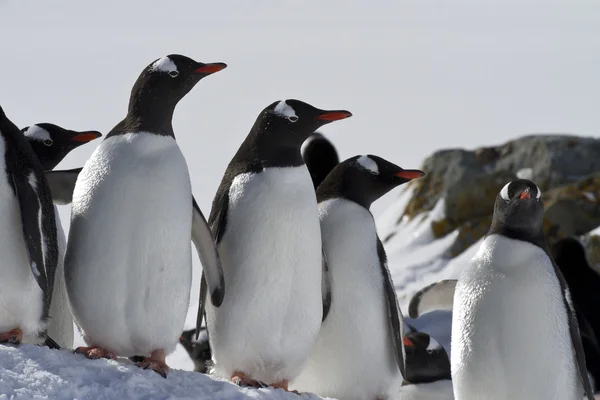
[194, 62, 228, 74]
[71, 131, 102, 143]
[403, 337, 415, 347]
[396, 169, 426, 180]
[520, 189, 531, 200]
[316, 110, 353, 121]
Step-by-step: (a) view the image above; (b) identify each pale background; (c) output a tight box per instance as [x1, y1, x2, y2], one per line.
[1, 0, 600, 369]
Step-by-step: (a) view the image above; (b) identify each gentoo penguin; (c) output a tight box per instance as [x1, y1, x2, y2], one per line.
[290, 155, 424, 400]
[301, 132, 339, 189]
[552, 237, 600, 391]
[202, 99, 351, 390]
[65, 54, 226, 378]
[22, 124, 102, 171]
[0, 106, 59, 346]
[403, 331, 451, 384]
[409, 179, 594, 399]
[180, 327, 212, 373]
[23, 123, 102, 349]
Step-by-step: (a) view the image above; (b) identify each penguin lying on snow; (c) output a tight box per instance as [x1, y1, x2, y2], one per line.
[409, 179, 595, 399]
[403, 331, 451, 385]
[201, 99, 351, 391]
[179, 327, 212, 373]
[63, 54, 227, 378]
[23, 123, 102, 349]
[0, 106, 59, 347]
[291, 155, 424, 399]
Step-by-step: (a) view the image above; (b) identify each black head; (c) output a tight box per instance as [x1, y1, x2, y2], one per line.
[179, 328, 212, 373]
[301, 132, 340, 189]
[121, 54, 227, 136]
[403, 332, 451, 384]
[552, 237, 589, 276]
[316, 154, 425, 209]
[21, 124, 102, 170]
[488, 179, 544, 243]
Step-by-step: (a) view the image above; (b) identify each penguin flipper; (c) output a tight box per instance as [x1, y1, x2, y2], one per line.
[192, 196, 224, 307]
[321, 249, 332, 322]
[377, 239, 406, 378]
[408, 279, 457, 319]
[11, 172, 58, 318]
[195, 272, 209, 340]
[44, 167, 81, 205]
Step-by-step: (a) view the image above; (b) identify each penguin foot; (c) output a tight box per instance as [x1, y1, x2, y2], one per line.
[231, 371, 268, 388]
[272, 380, 300, 394]
[0, 328, 22, 345]
[74, 346, 116, 360]
[135, 349, 169, 378]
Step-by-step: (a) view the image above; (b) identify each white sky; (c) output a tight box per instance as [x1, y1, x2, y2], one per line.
[2, 0, 600, 370]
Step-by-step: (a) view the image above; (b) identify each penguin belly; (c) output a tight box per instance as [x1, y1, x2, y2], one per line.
[46, 208, 74, 348]
[452, 234, 583, 400]
[65, 133, 192, 357]
[291, 199, 401, 400]
[0, 157, 45, 343]
[206, 166, 323, 384]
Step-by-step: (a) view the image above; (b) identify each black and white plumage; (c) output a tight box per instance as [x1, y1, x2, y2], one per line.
[24, 123, 102, 349]
[403, 331, 451, 384]
[291, 155, 425, 399]
[203, 99, 351, 388]
[0, 106, 59, 345]
[410, 179, 594, 400]
[179, 327, 212, 374]
[64, 55, 226, 377]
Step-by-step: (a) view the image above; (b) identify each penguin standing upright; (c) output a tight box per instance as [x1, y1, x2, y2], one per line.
[203, 99, 351, 390]
[23, 123, 102, 349]
[409, 179, 594, 399]
[290, 155, 424, 400]
[0, 106, 59, 346]
[65, 55, 226, 377]
[301, 132, 339, 189]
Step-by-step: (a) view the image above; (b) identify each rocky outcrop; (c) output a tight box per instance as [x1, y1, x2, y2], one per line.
[399, 135, 600, 258]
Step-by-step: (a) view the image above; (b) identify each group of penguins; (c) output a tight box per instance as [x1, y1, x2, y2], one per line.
[1, 53, 599, 400]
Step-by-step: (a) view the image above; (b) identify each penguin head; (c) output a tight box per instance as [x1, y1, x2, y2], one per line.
[301, 132, 340, 189]
[179, 328, 212, 373]
[493, 179, 544, 235]
[317, 154, 425, 208]
[22, 124, 102, 170]
[258, 99, 351, 149]
[403, 331, 451, 384]
[130, 55, 227, 111]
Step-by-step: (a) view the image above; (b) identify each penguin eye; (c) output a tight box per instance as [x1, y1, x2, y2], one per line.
[169, 71, 179, 78]
[288, 116, 299, 123]
[43, 139, 53, 147]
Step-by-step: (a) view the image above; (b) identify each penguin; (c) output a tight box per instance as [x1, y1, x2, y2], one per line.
[290, 155, 424, 400]
[409, 179, 594, 399]
[23, 123, 102, 349]
[0, 106, 59, 346]
[179, 327, 212, 373]
[202, 99, 351, 391]
[64, 54, 226, 378]
[403, 331, 451, 384]
[22, 124, 102, 171]
[301, 132, 339, 189]
[552, 237, 600, 392]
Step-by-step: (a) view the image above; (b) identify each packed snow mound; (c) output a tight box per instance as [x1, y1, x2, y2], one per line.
[0, 344, 327, 400]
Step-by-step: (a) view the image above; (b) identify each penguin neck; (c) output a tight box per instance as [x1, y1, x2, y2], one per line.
[487, 222, 547, 251]
[122, 91, 177, 138]
[239, 127, 305, 168]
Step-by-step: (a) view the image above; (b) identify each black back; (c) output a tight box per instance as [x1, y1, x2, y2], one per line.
[208, 99, 351, 244]
[404, 331, 451, 384]
[105, 54, 227, 139]
[487, 179, 595, 399]
[0, 106, 58, 321]
[22, 123, 101, 170]
[302, 132, 339, 189]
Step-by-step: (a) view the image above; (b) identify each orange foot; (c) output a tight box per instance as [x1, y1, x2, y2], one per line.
[0, 328, 22, 345]
[74, 345, 116, 360]
[135, 349, 169, 378]
[231, 371, 268, 388]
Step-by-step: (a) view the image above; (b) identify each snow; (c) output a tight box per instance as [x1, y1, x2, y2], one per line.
[0, 345, 328, 400]
[395, 380, 454, 400]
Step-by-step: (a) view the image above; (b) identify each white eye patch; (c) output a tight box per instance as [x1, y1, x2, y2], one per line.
[150, 56, 178, 74]
[356, 155, 379, 175]
[500, 181, 542, 201]
[427, 336, 441, 351]
[273, 101, 298, 122]
[535, 185, 542, 200]
[23, 125, 51, 142]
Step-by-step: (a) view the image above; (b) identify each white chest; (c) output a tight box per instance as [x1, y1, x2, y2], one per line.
[451, 234, 582, 399]
[207, 166, 323, 383]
